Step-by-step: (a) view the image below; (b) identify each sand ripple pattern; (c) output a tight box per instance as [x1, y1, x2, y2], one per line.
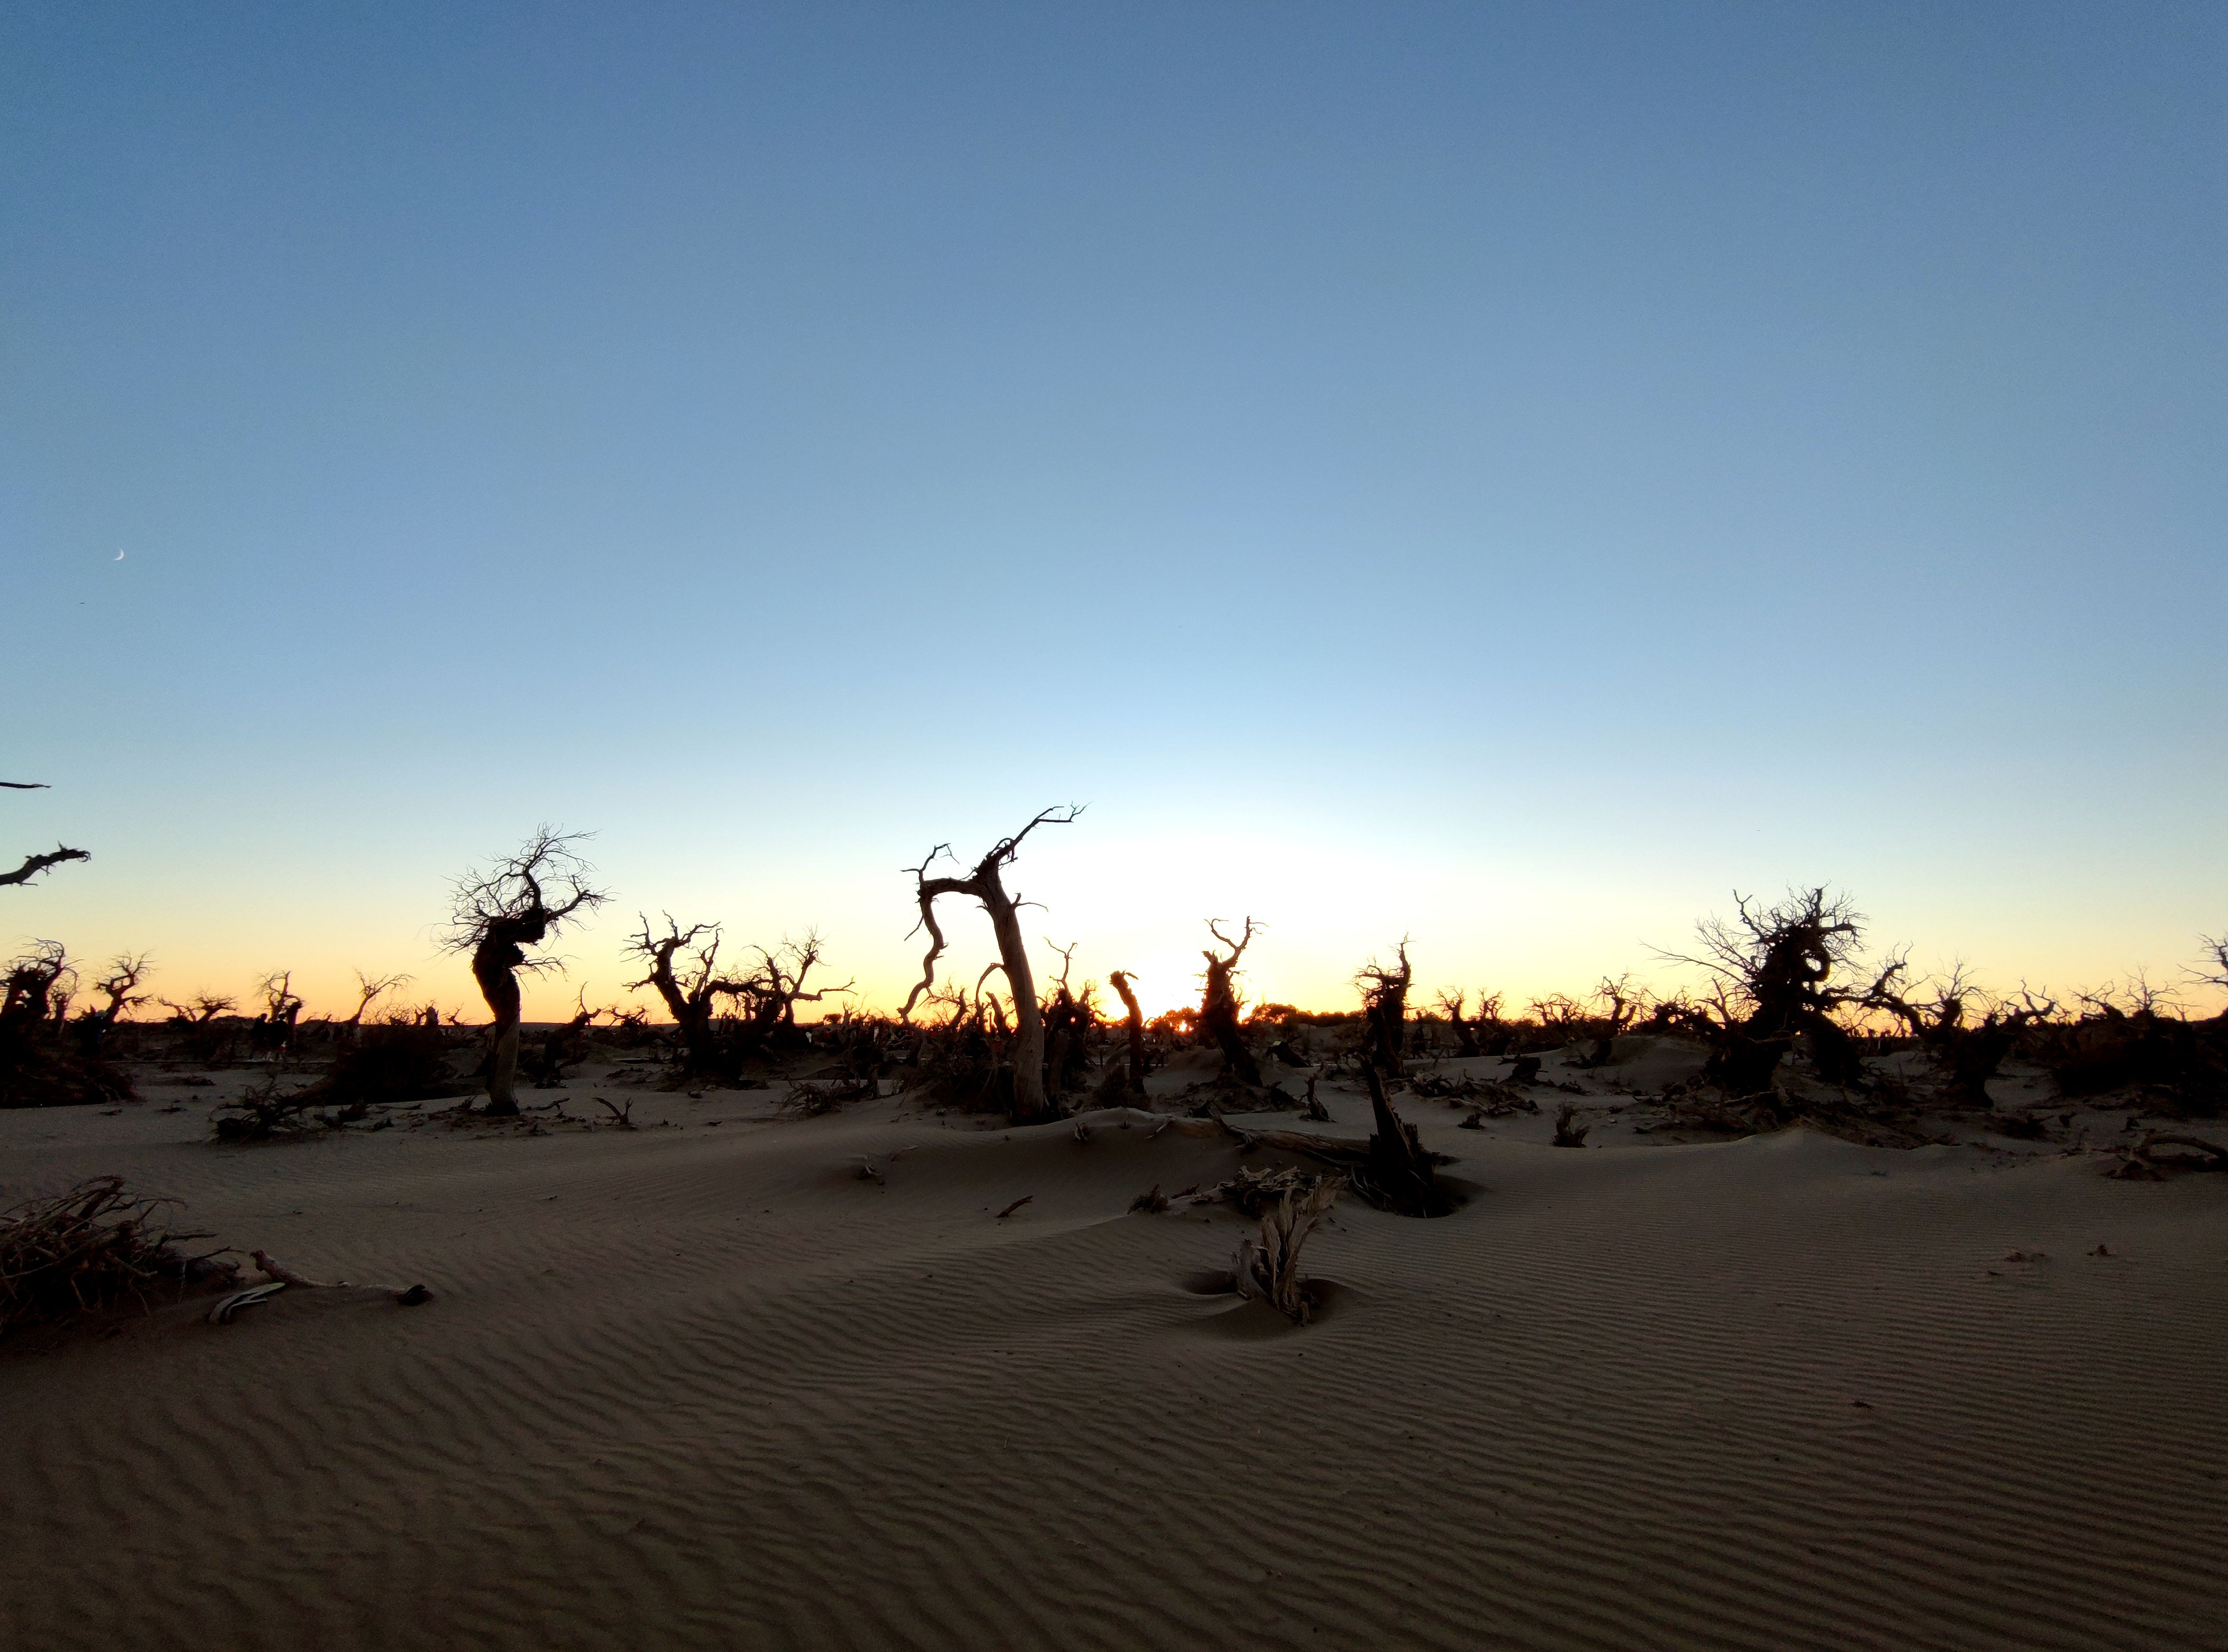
[2, 1109, 2222, 1650]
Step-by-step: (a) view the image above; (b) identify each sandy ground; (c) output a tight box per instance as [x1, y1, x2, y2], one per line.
[2, 1052, 2223, 1651]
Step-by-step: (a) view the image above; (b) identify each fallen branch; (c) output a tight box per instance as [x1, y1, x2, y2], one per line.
[2111, 1131, 2228, 1179]
[248, 1249, 433, 1305]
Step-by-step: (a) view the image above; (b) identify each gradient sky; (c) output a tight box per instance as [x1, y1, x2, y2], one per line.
[5, 2, 2223, 1023]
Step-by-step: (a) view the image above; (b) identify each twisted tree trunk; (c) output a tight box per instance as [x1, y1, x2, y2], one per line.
[1110, 970, 1147, 1095]
[471, 928, 535, 1117]
[902, 808, 1079, 1123]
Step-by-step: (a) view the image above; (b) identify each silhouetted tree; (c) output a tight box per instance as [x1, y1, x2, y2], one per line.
[1435, 989, 1482, 1057]
[445, 829, 607, 1117]
[1108, 969, 1148, 1096]
[1575, 973, 1644, 1067]
[900, 806, 1081, 1122]
[339, 970, 412, 1040]
[625, 916, 736, 1076]
[1196, 918, 1264, 1086]
[1357, 940, 1413, 1075]
[1038, 940, 1097, 1101]
[1665, 887, 1873, 1093]
[251, 971, 304, 1055]
[76, 953, 152, 1058]
[1871, 964, 2055, 1108]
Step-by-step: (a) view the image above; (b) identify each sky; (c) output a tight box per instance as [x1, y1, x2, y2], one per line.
[4, 1, 2223, 1023]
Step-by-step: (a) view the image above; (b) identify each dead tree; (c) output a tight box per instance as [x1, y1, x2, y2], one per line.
[76, 954, 152, 1058]
[1038, 940, 1096, 1102]
[900, 806, 1081, 1122]
[2190, 933, 2228, 1020]
[1436, 990, 1482, 1057]
[731, 933, 852, 1055]
[1872, 965, 2055, 1108]
[1197, 918, 1263, 1087]
[1577, 973, 1643, 1067]
[526, 988, 600, 1087]
[1356, 1059, 1455, 1217]
[1663, 887, 1872, 1094]
[338, 970, 411, 1042]
[251, 971, 304, 1056]
[444, 829, 607, 1116]
[1357, 940, 1413, 1075]
[2, 942, 130, 1108]
[624, 916, 736, 1075]
[2, 942, 70, 1034]
[1108, 969, 1148, 1095]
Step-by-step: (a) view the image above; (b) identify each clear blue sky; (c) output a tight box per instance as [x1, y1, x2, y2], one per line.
[5, 2, 2222, 1018]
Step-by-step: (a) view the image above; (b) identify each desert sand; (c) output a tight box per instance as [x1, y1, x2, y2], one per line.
[2, 1049, 2223, 1651]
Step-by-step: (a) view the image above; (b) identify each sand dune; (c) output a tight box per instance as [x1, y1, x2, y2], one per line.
[3, 1068, 2223, 1650]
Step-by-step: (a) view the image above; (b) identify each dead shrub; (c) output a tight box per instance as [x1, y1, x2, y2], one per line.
[1234, 1177, 1343, 1324]
[1, 1177, 235, 1337]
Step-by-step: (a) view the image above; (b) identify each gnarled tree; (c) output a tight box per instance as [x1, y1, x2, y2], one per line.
[901, 806, 1080, 1122]
[78, 953, 152, 1057]
[625, 917, 737, 1076]
[445, 829, 607, 1117]
[1038, 940, 1097, 1102]
[732, 933, 850, 1057]
[1357, 940, 1413, 1075]
[1664, 887, 1872, 1094]
[251, 971, 304, 1055]
[1576, 973, 1644, 1067]
[1108, 969, 1148, 1097]
[1198, 918, 1263, 1087]
[1872, 965, 2055, 1108]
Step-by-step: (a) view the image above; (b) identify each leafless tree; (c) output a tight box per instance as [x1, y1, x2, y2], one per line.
[1038, 940, 1096, 1102]
[1197, 918, 1263, 1087]
[734, 932, 852, 1051]
[2, 942, 71, 1031]
[1435, 989, 1482, 1057]
[91, 954, 152, 1024]
[1356, 939, 1413, 1074]
[1108, 969, 1148, 1096]
[1870, 962, 2056, 1108]
[625, 916, 738, 1076]
[1576, 973, 1644, 1067]
[342, 969, 412, 1032]
[2189, 934, 2228, 1019]
[900, 806, 1081, 1121]
[444, 828, 608, 1116]
[74, 953, 153, 1058]
[251, 971, 304, 1054]
[1660, 887, 1873, 1092]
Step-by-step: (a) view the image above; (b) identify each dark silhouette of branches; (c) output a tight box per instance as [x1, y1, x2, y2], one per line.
[444, 828, 608, 1116]
[1198, 917, 1262, 1086]
[899, 805, 1081, 1121]
[1356, 939, 1413, 1075]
